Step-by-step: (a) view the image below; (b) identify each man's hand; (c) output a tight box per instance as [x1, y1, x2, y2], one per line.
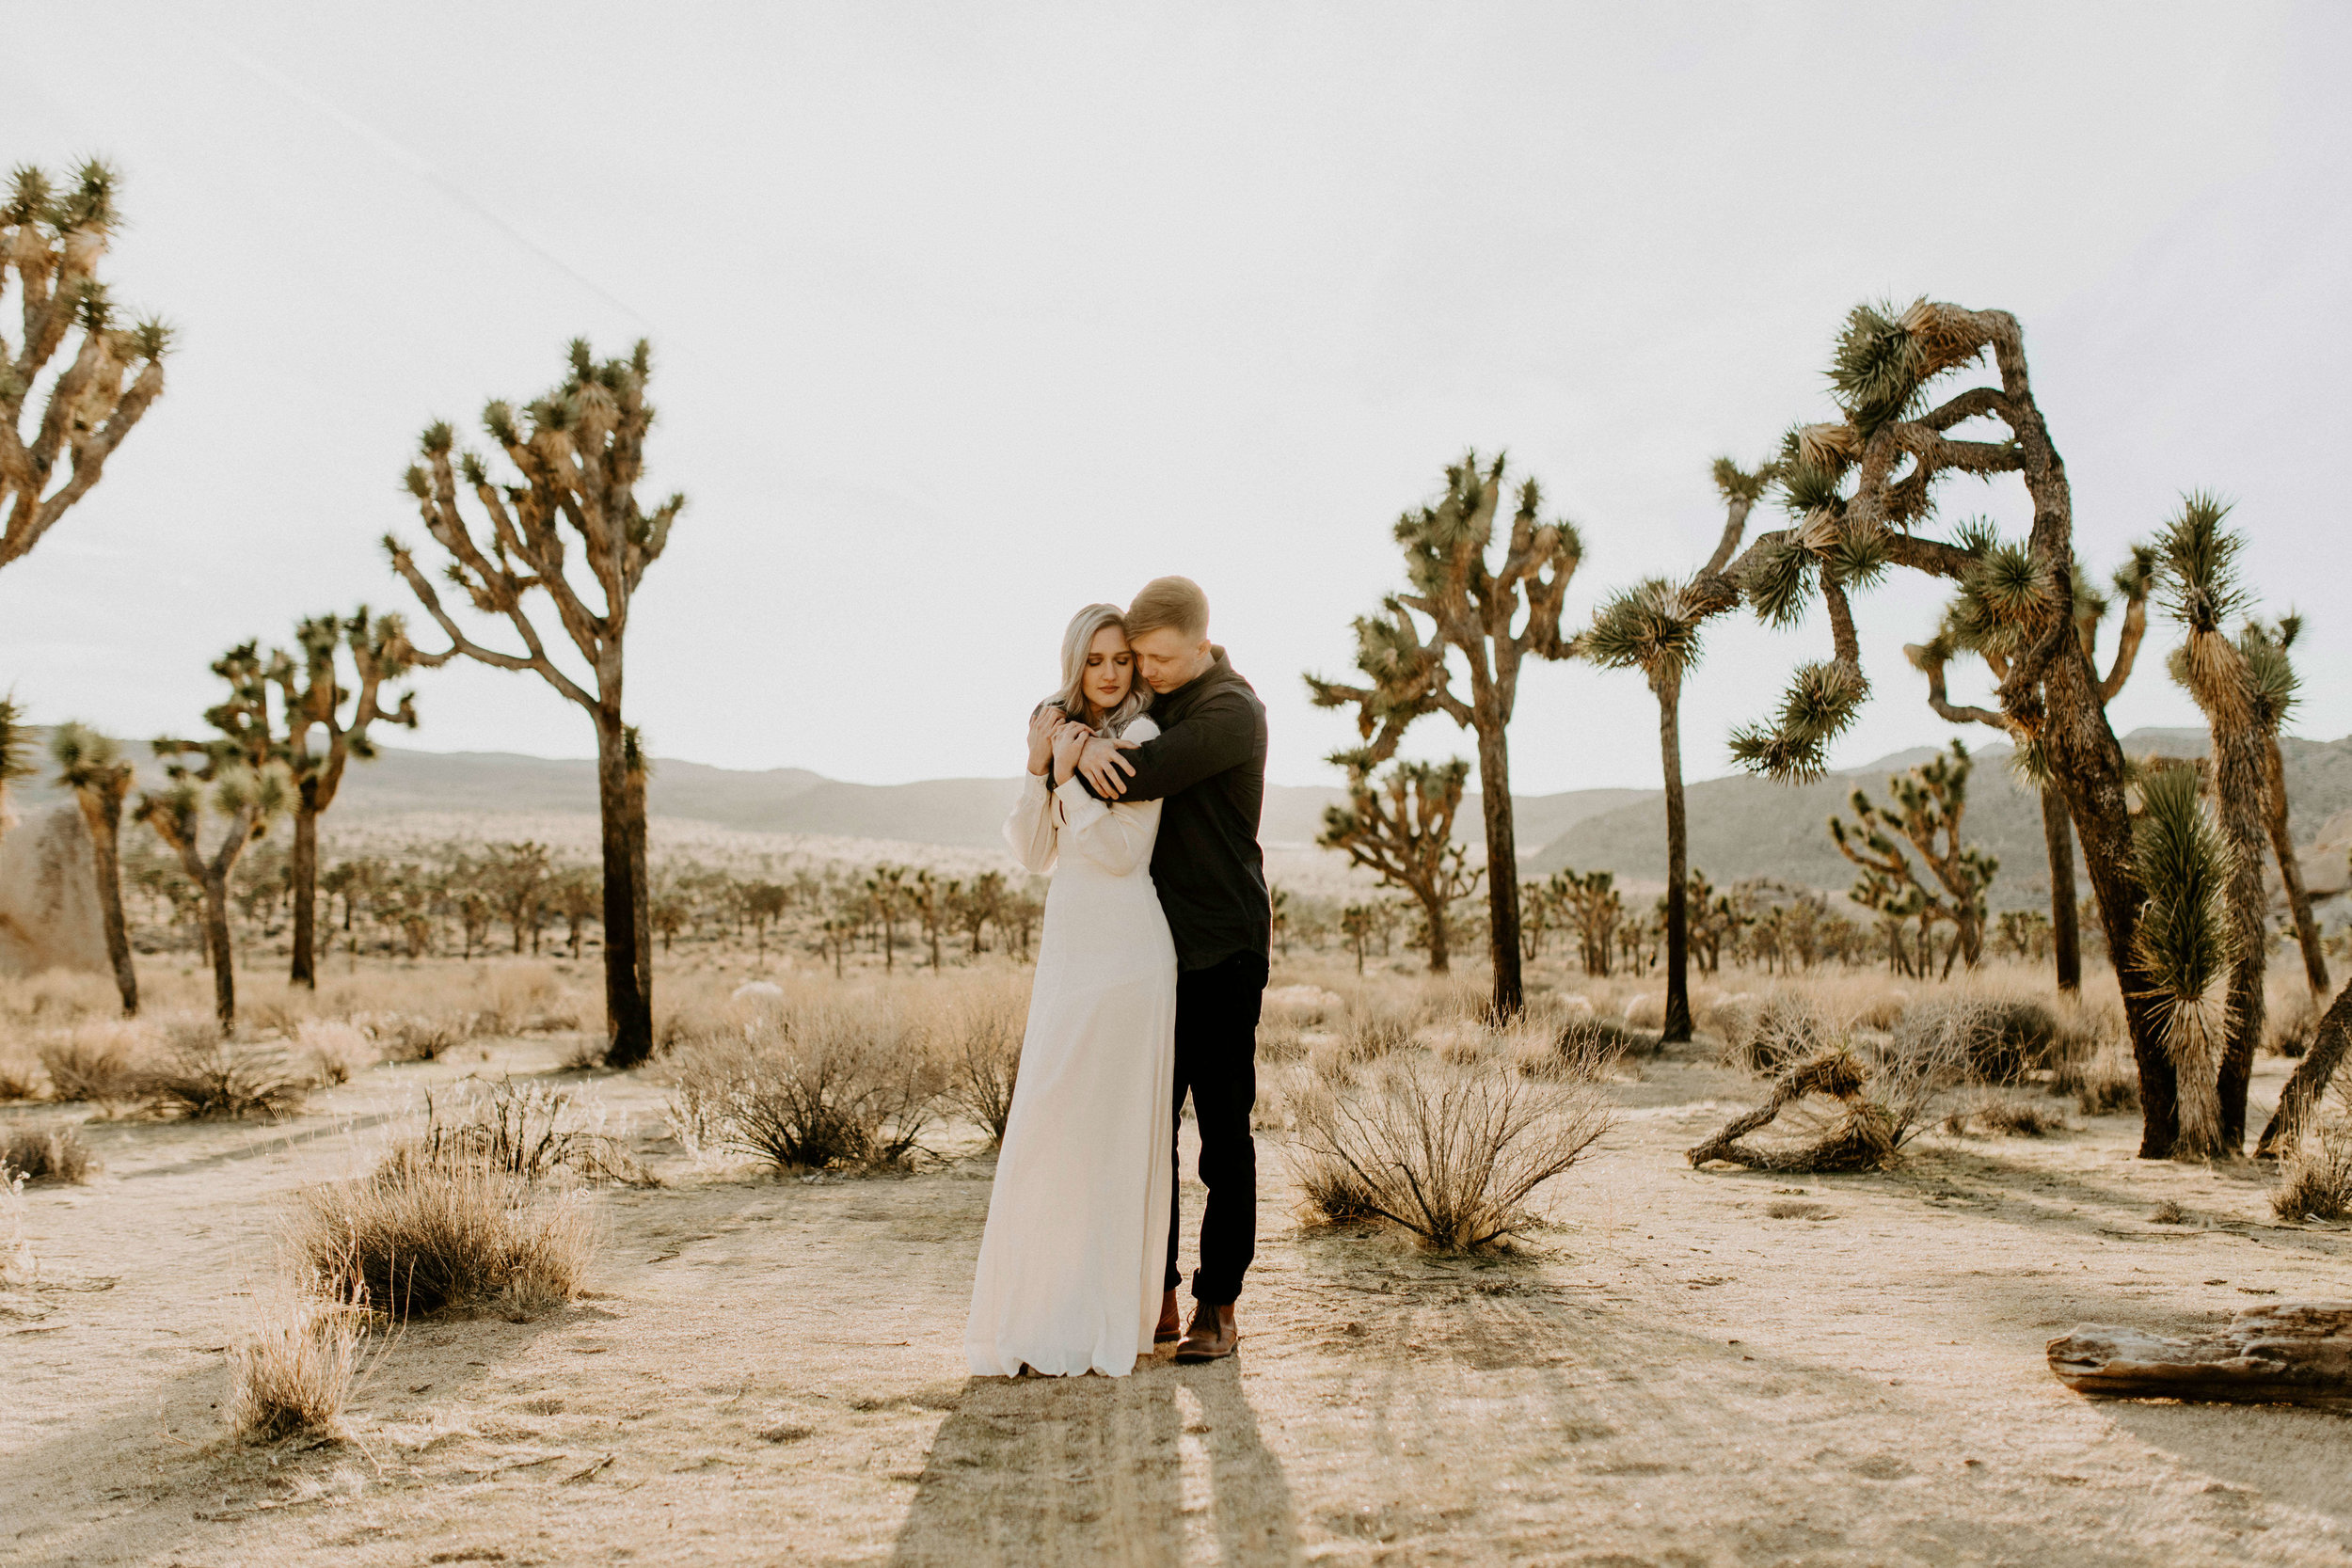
[1076, 735, 1141, 797]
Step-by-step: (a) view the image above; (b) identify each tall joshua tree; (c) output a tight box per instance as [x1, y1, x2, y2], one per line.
[2154, 496, 2273, 1151]
[2240, 615, 2328, 997]
[1731, 297, 2180, 1157]
[1306, 451, 1579, 1017]
[1316, 751, 1481, 974]
[1, 160, 173, 575]
[1908, 539, 2153, 992]
[1576, 458, 1771, 1040]
[273, 608, 420, 988]
[388, 339, 682, 1068]
[1827, 740, 1997, 978]
[50, 722, 138, 1014]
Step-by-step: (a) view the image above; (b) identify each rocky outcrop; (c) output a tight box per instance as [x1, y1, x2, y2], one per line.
[0, 805, 108, 976]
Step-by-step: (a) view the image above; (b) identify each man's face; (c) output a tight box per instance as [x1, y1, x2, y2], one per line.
[1130, 626, 1212, 694]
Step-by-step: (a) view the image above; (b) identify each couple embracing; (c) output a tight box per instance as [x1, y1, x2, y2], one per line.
[963, 576, 1270, 1377]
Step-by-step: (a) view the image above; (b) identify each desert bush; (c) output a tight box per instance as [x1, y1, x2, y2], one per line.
[481, 963, 568, 1034]
[668, 1004, 944, 1171]
[139, 1036, 306, 1121]
[2267, 990, 2324, 1058]
[228, 1277, 368, 1444]
[2050, 1032, 2140, 1117]
[419, 1077, 652, 1186]
[293, 1148, 596, 1320]
[1728, 991, 1830, 1073]
[1891, 996, 2059, 1085]
[373, 1008, 481, 1063]
[1691, 1018, 1969, 1174]
[0, 1040, 40, 1102]
[1256, 1024, 1309, 1064]
[1942, 1095, 2071, 1138]
[0, 971, 118, 1032]
[2272, 1119, 2352, 1222]
[1263, 984, 1343, 1027]
[1341, 1006, 1414, 1064]
[35, 1021, 152, 1103]
[2, 1124, 91, 1183]
[1518, 1018, 1639, 1081]
[938, 983, 1025, 1147]
[1287, 1050, 1611, 1251]
[294, 1020, 376, 1085]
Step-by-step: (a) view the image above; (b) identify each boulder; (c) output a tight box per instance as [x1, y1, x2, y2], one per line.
[0, 805, 107, 977]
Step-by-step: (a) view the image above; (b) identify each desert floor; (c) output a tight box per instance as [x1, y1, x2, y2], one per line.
[5, 1031, 2351, 1567]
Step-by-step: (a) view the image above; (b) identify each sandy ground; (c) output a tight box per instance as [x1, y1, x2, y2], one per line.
[5, 1035, 2351, 1567]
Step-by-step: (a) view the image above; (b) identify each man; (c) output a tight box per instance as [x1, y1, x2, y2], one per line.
[1074, 575, 1269, 1363]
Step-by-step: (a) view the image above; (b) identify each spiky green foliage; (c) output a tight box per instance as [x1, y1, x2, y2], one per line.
[1317, 751, 1480, 974]
[2130, 766, 2233, 1157]
[1580, 578, 1705, 682]
[0, 693, 31, 801]
[2154, 494, 2246, 636]
[1728, 659, 1867, 783]
[2239, 618, 2300, 734]
[1826, 740, 1998, 974]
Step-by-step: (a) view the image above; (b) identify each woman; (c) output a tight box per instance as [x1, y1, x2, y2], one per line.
[964, 604, 1177, 1378]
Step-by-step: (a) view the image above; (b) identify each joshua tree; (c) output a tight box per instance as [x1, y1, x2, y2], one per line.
[742, 879, 790, 959]
[551, 867, 599, 959]
[484, 840, 553, 954]
[49, 722, 138, 1013]
[1732, 297, 2179, 1156]
[135, 760, 287, 1029]
[2154, 497, 2279, 1150]
[865, 864, 909, 973]
[1828, 741, 1997, 978]
[1, 161, 172, 576]
[271, 608, 420, 987]
[956, 870, 1003, 956]
[388, 339, 681, 1067]
[1307, 451, 1580, 1016]
[2130, 764, 2233, 1160]
[1908, 540, 2153, 992]
[2241, 615, 2328, 996]
[1576, 458, 1772, 1039]
[912, 868, 948, 969]
[1316, 751, 1481, 974]
[0, 694, 31, 831]
[1548, 868, 1624, 977]
[1340, 903, 1375, 974]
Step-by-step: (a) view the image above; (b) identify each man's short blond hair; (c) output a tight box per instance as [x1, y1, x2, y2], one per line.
[1127, 576, 1209, 641]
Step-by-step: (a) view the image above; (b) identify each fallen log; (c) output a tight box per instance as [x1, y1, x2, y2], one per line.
[2047, 1304, 2352, 1410]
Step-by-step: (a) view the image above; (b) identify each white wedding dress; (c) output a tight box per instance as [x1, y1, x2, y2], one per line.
[965, 716, 1177, 1378]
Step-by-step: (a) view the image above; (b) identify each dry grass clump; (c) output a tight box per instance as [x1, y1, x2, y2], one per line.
[294, 1149, 596, 1320]
[1727, 991, 1831, 1073]
[0, 971, 119, 1032]
[294, 1020, 377, 1085]
[228, 1277, 369, 1444]
[0, 1038, 40, 1102]
[937, 977, 1026, 1147]
[370, 1008, 484, 1064]
[1691, 1020, 1968, 1173]
[1288, 1043, 1612, 1251]
[667, 1001, 944, 1171]
[34, 1021, 153, 1103]
[1941, 1095, 2071, 1138]
[2, 1124, 91, 1183]
[2267, 990, 2324, 1059]
[2272, 1119, 2352, 1222]
[139, 1032, 307, 1121]
[1518, 1018, 1642, 1081]
[420, 1077, 653, 1185]
[1891, 995, 2059, 1085]
[2048, 1020, 2140, 1117]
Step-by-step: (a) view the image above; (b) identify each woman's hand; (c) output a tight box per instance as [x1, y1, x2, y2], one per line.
[1050, 720, 1094, 784]
[1025, 706, 1064, 775]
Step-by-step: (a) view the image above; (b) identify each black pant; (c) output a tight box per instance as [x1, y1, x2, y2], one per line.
[1166, 950, 1267, 1306]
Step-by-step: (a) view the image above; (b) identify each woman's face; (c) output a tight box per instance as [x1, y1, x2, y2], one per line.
[1083, 624, 1135, 714]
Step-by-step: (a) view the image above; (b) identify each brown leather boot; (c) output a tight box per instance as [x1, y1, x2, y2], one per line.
[1154, 1290, 1182, 1346]
[1173, 1303, 1238, 1363]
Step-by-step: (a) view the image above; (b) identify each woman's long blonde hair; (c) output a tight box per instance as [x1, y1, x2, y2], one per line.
[1044, 602, 1152, 736]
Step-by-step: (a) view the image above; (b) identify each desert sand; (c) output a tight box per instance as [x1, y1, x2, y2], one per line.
[5, 1022, 2350, 1567]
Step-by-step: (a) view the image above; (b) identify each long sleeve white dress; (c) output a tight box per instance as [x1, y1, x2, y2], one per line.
[964, 715, 1178, 1378]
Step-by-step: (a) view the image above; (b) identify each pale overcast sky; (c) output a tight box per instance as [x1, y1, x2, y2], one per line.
[1, 3, 2343, 792]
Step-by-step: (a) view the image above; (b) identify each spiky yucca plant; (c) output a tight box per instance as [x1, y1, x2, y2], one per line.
[388, 340, 682, 1068]
[0, 693, 30, 832]
[49, 722, 138, 1014]
[1315, 752, 1481, 974]
[2130, 765, 2234, 1160]
[1735, 295, 2181, 1156]
[1306, 451, 1579, 1017]
[1577, 458, 1771, 1039]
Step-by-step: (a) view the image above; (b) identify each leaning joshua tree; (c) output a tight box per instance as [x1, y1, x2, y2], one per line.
[2239, 615, 2328, 998]
[1, 160, 172, 575]
[1827, 740, 1997, 978]
[2154, 496, 2277, 1151]
[1307, 451, 1579, 1017]
[1908, 536, 2153, 992]
[1730, 297, 2180, 1156]
[49, 722, 139, 1014]
[1316, 751, 1481, 974]
[1576, 458, 1771, 1040]
[388, 339, 682, 1067]
[271, 608, 420, 988]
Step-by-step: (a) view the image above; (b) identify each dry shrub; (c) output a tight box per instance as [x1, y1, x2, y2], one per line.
[294, 1149, 596, 1320]
[1263, 985, 1343, 1027]
[2, 1124, 90, 1183]
[938, 980, 1025, 1147]
[140, 1035, 307, 1121]
[2272, 1119, 2352, 1222]
[373, 1008, 481, 1064]
[1288, 1048, 1612, 1251]
[481, 963, 567, 1034]
[228, 1277, 368, 1444]
[667, 1003, 943, 1171]
[1519, 1018, 1640, 1081]
[35, 1021, 151, 1103]
[1942, 1095, 2071, 1139]
[1891, 996, 2058, 1085]
[2268, 990, 2324, 1059]
[294, 1020, 376, 1085]
[420, 1077, 652, 1185]
[2051, 1029, 2140, 1117]
[0, 971, 117, 1031]
[1690, 1022, 1967, 1174]
[1728, 991, 1830, 1073]
[0, 1039, 40, 1101]
[1342, 1006, 1414, 1064]
[1257, 1024, 1309, 1064]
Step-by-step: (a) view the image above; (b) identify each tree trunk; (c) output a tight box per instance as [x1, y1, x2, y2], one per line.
[626, 740, 654, 1036]
[2266, 735, 2329, 996]
[74, 799, 137, 1016]
[2048, 1305, 2352, 1410]
[2213, 724, 2272, 1152]
[201, 869, 235, 1029]
[595, 717, 653, 1068]
[2041, 785, 2081, 993]
[1658, 678, 1692, 1043]
[1420, 888, 1451, 974]
[2255, 973, 2352, 1158]
[289, 800, 320, 990]
[1474, 718, 1521, 1018]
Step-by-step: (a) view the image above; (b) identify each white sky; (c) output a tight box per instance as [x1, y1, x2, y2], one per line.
[1, 3, 2344, 792]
